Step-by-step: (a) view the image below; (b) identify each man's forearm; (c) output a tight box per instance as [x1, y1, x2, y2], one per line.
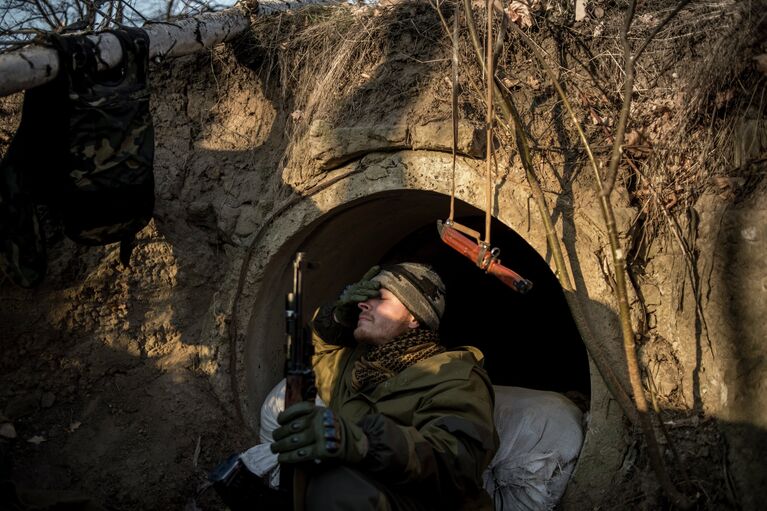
[311, 303, 353, 346]
[356, 413, 492, 496]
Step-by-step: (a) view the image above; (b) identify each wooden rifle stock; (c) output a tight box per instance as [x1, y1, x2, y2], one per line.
[437, 221, 533, 294]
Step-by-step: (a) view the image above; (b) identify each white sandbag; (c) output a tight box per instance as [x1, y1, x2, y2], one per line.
[240, 379, 325, 489]
[482, 386, 585, 511]
[240, 443, 280, 488]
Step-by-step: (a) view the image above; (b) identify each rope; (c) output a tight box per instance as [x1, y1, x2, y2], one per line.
[446, 2, 494, 247]
[484, 0, 494, 246]
[449, 8, 459, 223]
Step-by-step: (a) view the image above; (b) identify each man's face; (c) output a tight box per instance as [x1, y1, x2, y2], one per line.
[353, 288, 418, 345]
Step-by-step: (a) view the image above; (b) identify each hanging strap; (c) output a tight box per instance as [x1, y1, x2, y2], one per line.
[449, 7, 459, 223]
[447, 1, 494, 246]
[439, 3, 532, 294]
[483, 0, 494, 246]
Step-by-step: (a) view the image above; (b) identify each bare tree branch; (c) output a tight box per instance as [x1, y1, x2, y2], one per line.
[0, 1, 343, 96]
[603, 0, 695, 196]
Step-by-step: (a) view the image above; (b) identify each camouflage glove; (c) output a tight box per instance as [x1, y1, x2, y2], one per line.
[332, 265, 381, 327]
[270, 402, 368, 465]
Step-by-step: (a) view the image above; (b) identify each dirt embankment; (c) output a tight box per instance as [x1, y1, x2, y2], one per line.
[0, 48, 277, 508]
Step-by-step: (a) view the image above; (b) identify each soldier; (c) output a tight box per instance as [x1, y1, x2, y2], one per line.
[271, 263, 498, 510]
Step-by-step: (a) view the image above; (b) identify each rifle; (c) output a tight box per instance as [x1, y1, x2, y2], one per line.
[284, 251, 317, 408]
[207, 252, 315, 511]
[282, 251, 316, 511]
[437, 220, 533, 294]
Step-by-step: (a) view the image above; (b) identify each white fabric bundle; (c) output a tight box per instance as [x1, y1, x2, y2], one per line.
[482, 386, 584, 511]
[240, 379, 325, 489]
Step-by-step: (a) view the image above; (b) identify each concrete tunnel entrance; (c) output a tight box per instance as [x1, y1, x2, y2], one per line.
[243, 188, 591, 423]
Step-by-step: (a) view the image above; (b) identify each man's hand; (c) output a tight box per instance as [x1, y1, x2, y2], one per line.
[270, 402, 368, 465]
[332, 266, 381, 327]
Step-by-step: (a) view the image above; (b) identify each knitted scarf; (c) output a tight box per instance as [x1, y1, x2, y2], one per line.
[351, 329, 445, 392]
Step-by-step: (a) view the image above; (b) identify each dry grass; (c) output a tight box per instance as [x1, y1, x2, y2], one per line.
[636, 0, 767, 223]
[237, 2, 448, 181]
[496, 0, 767, 243]
[235, 0, 765, 228]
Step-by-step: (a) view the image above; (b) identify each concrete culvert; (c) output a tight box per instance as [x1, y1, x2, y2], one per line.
[233, 150, 624, 508]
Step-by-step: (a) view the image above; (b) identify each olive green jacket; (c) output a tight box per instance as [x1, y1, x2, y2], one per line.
[311, 306, 498, 510]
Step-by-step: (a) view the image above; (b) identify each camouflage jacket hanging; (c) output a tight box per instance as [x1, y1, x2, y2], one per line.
[0, 27, 155, 287]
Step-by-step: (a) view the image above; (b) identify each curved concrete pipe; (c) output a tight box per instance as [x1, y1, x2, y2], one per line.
[233, 150, 628, 506]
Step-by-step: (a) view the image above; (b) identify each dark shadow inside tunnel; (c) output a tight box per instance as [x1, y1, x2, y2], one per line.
[380, 215, 590, 401]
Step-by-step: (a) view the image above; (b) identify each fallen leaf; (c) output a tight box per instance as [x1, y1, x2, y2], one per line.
[637, 13, 655, 25]
[526, 75, 541, 90]
[68, 421, 82, 433]
[625, 130, 642, 146]
[665, 192, 678, 209]
[754, 54, 767, 75]
[506, 1, 537, 28]
[27, 435, 46, 445]
[715, 89, 735, 109]
[593, 6, 605, 18]
[574, 0, 586, 21]
[593, 21, 605, 38]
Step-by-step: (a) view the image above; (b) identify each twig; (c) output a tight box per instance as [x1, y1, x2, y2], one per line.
[460, 0, 640, 427]
[646, 368, 691, 487]
[33, 0, 62, 30]
[579, 90, 712, 357]
[507, 1, 696, 507]
[643, 169, 712, 350]
[603, 0, 694, 195]
[484, 0, 493, 245]
[601, 0, 636, 195]
[193, 434, 202, 468]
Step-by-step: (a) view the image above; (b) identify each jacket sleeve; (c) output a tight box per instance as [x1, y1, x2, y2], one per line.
[311, 303, 356, 347]
[356, 370, 498, 499]
[310, 304, 355, 404]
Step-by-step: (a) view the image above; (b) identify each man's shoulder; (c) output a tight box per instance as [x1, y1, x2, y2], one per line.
[366, 346, 494, 403]
[407, 346, 487, 382]
[428, 347, 493, 391]
[445, 345, 486, 366]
